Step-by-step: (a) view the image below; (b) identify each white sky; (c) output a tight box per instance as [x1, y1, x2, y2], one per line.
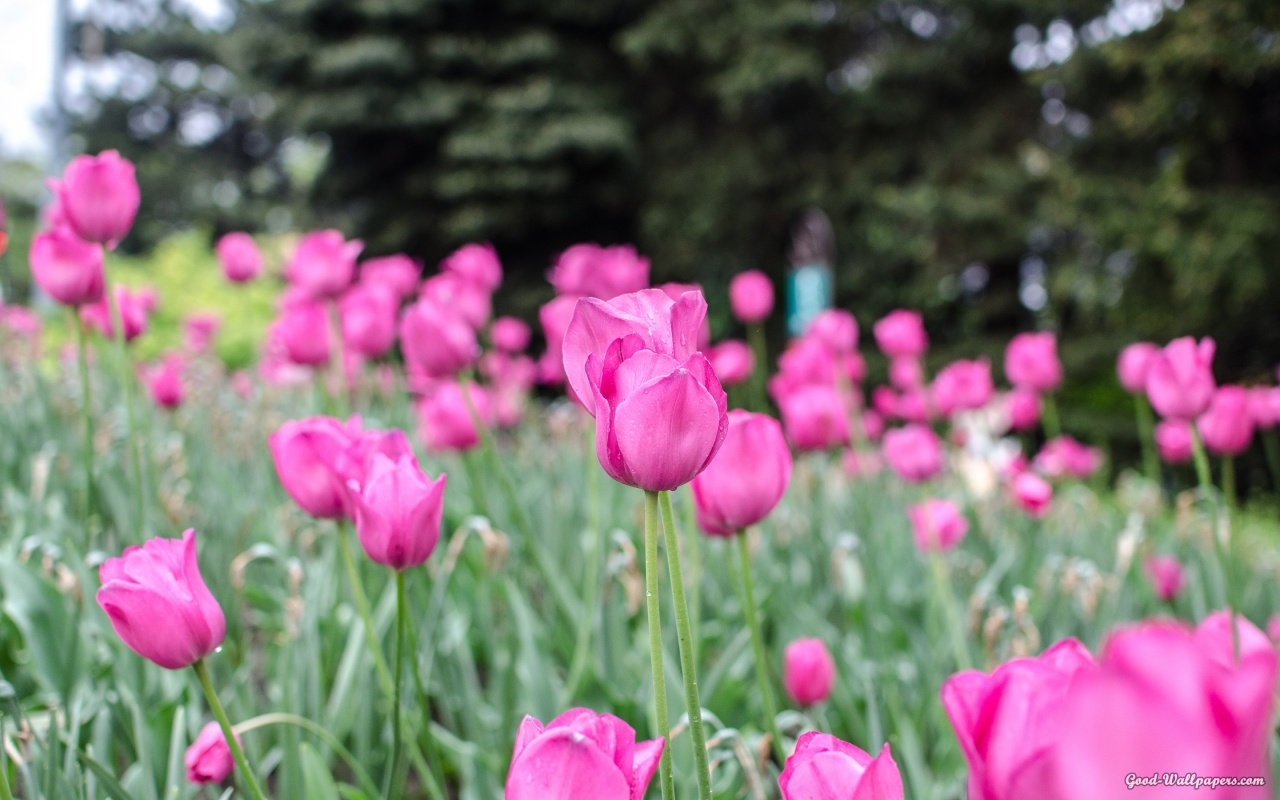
[0, 0, 57, 160]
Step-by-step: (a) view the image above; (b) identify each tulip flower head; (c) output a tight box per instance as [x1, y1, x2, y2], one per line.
[340, 282, 399, 358]
[1004, 388, 1042, 432]
[505, 708, 664, 800]
[80, 284, 153, 342]
[882, 424, 944, 483]
[186, 721, 238, 784]
[359, 254, 420, 298]
[420, 271, 492, 330]
[784, 638, 836, 706]
[729, 269, 774, 324]
[873, 309, 928, 358]
[779, 734, 904, 800]
[705, 339, 755, 386]
[97, 529, 226, 670]
[142, 354, 186, 409]
[416, 381, 492, 453]
[1155, 419, 1194, 464]
[889, 356, 924, 391]
[1143, 555, 1185, 602]
[1004, 331, 1063, 393]
[1033, 436, 1103, 480]
[1012, 472, 1053, 518]
[548, 243, 650, 300]
[806, 309, 858, 354]
[692, 410, 792, 536]
[57, 150, 140, 247]
[400, 296, 479, 379]
[269, 299, 331, 367]
[908, 499, 969, 552]
[1196, 385, 1254, 457]
[777, 384, 850, 452]
[932, 359, 995, 417]
[1145, 336, 1216, 420]
[490, 316, 532, 353]
[215, 232, 262, 283]
[347, 454, 447, 571]
[269, 416, 359, 519]
[29, 228, 105, 307]
[286, 230, 362, 299]
[1117, 342, 1160, 394]
[441, 242, 502, 292]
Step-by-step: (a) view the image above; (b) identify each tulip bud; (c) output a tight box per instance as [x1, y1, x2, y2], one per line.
[1033, 436, 1103, 480]
[142, 354, 186, 409]
[729, 269, 774, 324]
[186, 721, 238, 784]
[216, 232, 262, 283]
[1143, 555, 1185, 601]
[184, 312, 221, 354]
[270, 300, 331, 367]
[779, 734, 904, 800]
[1011, 472, 1053, 518]
[784, 638, 836, 706]
[58, 150, 140, 247]
[347, 454, 447, 571]
[691, 411, 792, 536]
[29, 228, 105, 307]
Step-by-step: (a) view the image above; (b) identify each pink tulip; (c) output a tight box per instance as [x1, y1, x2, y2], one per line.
[400, 297, 479, 379]
[441, 242, 502, 292]
[729, 269, 774, 323]
[882, 424, 943, 483]
[490, 316, 532, 353]
[0, 195, 6, 256]
[420, 271, 492, 329]
[186, 721, 237, 784]
[536, 294, 579, 385]
[1011, 472, 1052, 517]
[705, 339, 754, 386]
[769, 337, 838, 400]
[1145, 336, 1216, 420]
[481, 352, 536, 428]
[80, 284, 152, 342]
[1041, 615, 1275, 799]
[932, 359, 994, 417]
[29, 228, 105, 306]
[505, 708, 663, 800]
[416, 381, 492, 453]
[778, 384, 850, 451]
[269, 416, 358, 519]
[270, 300, 331, 366]
[286, 230, 362, 299]
[346, 454, 446, 571]
[1249, 387, 1280, 429]
[1155, 419, 1193, 464]
[548, 243, 650, 299]
[142, 355, 186, 409]
[1117, 342, 1160, 394]
[1143, 555, 1185, 601]
[57, 150, 140, 247]
[784, 638, 836, 706]
[888, 356, 924, 390]
[359, 254, 420, 298]
[843, 351, 867, 384]
[215, 232, 262, 283]
[941, 639, 1096, 800]
[340, 283, 399, 358]
[908, 499, 969, 552]
[873, 309, 927, 358]
[96, 529, 226, 670]
[861, 408, 885, 441]
[656, 282, 711, 348]
[876, 386, 932, 424]
[779, 734, 904, 800]
[184, 312, 221, 354]
[562, 287, 709, 416]
[806, 309, 858, 353]
[842, 448, 884, 478]
[0, 304, 40, 339]
[1197, 385, 1254, 456]
[1004, 332, 1063, 393]
[585, 335, 727, 491]
[1033, 435, 1103, 480]
[1005, 388, 1041, 431]
[691, 411, 792, 536]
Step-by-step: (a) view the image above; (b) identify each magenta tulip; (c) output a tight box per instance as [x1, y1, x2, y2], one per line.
[270, 300, 331, 366]
[416, 381, 492, 453]
[1154, 419, 1193, 464]
[779, 734, 904, 800]
[142, 354, 186, 409]
[932, 359, 994, 417]
[585, 335, 727, 491]
[419, 271, 492, 329]
[562, 287, 709, 416]
[359, 254, 420, 298]
[536, 294, 579, 385]
[400, 297, 479, 379]
[1143, 555, 1185, 601]
[186, 721, 237, 784]
[491, 316, 532, 353]
[1197, 385, 1254, 456]
[882, 424, 943, 483]
[784, 638, 836, 706]
[1249, 387, 1280, 429]
[769, 337, 838, 400]
[57, 150, 140, 247]
[729, 269, 774, 323]
[184, 312, 221, 354]
[1145, 336, 1216, 420]
[29, 228, 105, 307]
[705, 339, 755, 386]
[80, 284, 152, 342]
[1004, 388, 1041, 432]
[481, 352, 536, 428]
[286, 230, 362, 299]
[340, 283, 398, 358]
[215, 232, 262, 283]
[548, 243, 650, 299]
[941, 638, 1096, 800]
[888, 356, 924, 390]
[873, 310, 927, 358]
[1032, 436, 1103, 480]
[777, 384, 850, 452]
[346, 454, 446, 571]
[806, 309, 858, 353]
[269, 416, 358, 519]
[1011, 472, 1052, 518]
[441, 242, 502, 291]
[505, 708, 663, 800]
[908, 499, 969, 552]
[1117, 342, 1160, 394]
[691, 411, 792, 535]
[97, 529, 226, 670]
[1004, 332, 1063, 393]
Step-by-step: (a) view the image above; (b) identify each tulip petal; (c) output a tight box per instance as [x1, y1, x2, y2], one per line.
[505, 728, 631, 800]
[612, 366, 722, 491]
[631, 738, 664, 800]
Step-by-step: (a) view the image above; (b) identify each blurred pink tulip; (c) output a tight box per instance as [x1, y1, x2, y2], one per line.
[889, 356, 924, 390]
[186, 721, 237, 784]
[416, 381, 492, 453]
[269, 416, 357, 519]
[1004, 332, 1063, 393]
[1005, 388, 1041, 432]
[490, 316, 531, 353]
[270, 299, 331, 366]
[142, 354, 186, 409]
[882, 424, 943, 483]
[80, 284, 152, 342]
[505, 708, 663, 800]
[769, 337, 838, 400]
[1197, 385, 1254, 456]
[806, 309, 858, 353]
[286, 230, 362, 299]
[1033, 436, 1103, 480]
[1145, 336, 1216, 420]
[1012, 472, 1052, 517]
[706, 339, 754, 386]
[691, 411, 792, 536]
[441, 242, 502, 292]
[359, 254, 420, 298]
[778, 384, 850, 451]
[1155, 419, 1193, 464]
[1249, 387, 1280, 429]
[1117, 342, 1160, 394]
[729, 269, 774, 323]
[215, 232, 262, 283]
[779, 734, 904, 800]
[536, 294, 579, 385]
[873, 309, 927, 358]
[340, 283, 399, 358]
[420, 271, 492, 329]
[58, 150, 140, 247]
[347, 454, 447, 571]
[932, 359, 994, 417]
[784, 638, 836, 706]
[1143, 555, 1185, 601]
[484, 354, 536, 428]
[842, 447, 884, 478]
[400, 297, 479, 379]
[908, 499, 969, 552]
[29, 228, 105, 307]
[548, 243, 650, 299]
[184, 312, 221, 354]
[96, 529, 226, 670]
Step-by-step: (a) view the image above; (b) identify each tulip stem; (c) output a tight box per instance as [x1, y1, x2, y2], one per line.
[1190, 428, 1238, 661]
[387, 571, 408, 798]
[659, 490, 713, 800]
[336, 520, 396, 698]
[928, 554, 973, 671]
[192, 659, 268, 800]
[105, 275, 146, 538]
[735, 531, 786, 766]
[1040, 393, 1061, 440]
[684, 489, 702, 665]
[0, 732, 13, 800]
[747, 324, 768, 413]
[1133, 394, 1160, 484]
[643, 491, 673, 800]
[234, 712, 381, 800]
[73, 313, 95, 530]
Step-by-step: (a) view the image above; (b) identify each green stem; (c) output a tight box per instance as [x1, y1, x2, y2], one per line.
[735, 532, 786, 766]
[1040, 393, 1061, 440]
[747, 324, 768, 413]
[1134, 393, 1160, 484]
[659, 490, 713, 800]
[192, 659, 268, 800]
[1190, 427, 1238, 661]
[387, 571, 408, 798]
[234, 713, 381, 800]
[73, 314, 95, 530]
[105, 276, 146, 537]
[928, 554, 973, 671]
[1222, 456, 1237, 510]
[336, 521, 396, 698]
[402, 581, 448, 800]
[643, 491, 673, 800]
[564, 420, 604, 702]
[1263, 429, 1280, 496]
[684, 488, 701, 665]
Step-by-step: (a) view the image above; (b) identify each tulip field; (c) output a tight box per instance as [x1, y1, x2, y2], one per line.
[1, 151, 1280, 800]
